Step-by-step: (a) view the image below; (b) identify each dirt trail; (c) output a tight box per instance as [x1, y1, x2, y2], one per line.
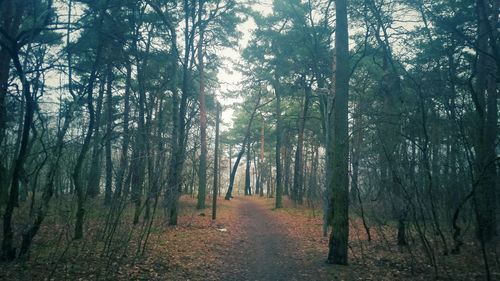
[220, 197, 328, 281]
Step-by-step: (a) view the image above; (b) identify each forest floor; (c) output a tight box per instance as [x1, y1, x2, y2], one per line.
[1, 195, 498, 280]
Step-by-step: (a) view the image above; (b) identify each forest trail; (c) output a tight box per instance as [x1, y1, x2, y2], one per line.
[221, 197, 331, 281]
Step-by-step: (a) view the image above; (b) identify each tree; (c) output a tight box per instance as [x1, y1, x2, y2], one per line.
[197, 0, 208, 209]
[212, 103, 221, 219]
[274, 79, 284, 208]
[71, 0, 108, 240]
[225, 90, 262, 200]
[326, 0, 349, 265]
[472, 0, 498, 243]
[0, 0, 54, 260]
[104, 66, 114, 205]
[292, 83, 311, 204]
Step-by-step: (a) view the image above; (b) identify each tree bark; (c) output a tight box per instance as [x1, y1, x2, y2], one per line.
[197, 0, 207, 209]
[87, 75, 105, 198]
[104, 66, 113, 205]
[256, 119, 265, 195]
[245, 141, 252, 196]
[1, 52, 35, 260]
[72, 69, 97, 240]
[212, 103, 220, 220]
[292, 85, 311, 204]
[327, 0, 349, 265]
[0, 49, 11, 205]
[274, 81, 283, 209]
[132, 50, 148, 225]
[114, 63, 131, 200]
[0, 0, 23, 206]
[473, 0, 498, 242]
[166, 0, 190, 225]
[0, 0, 24, 261]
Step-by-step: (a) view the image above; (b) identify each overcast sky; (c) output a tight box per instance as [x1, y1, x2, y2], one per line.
[216, 1, 273, 130]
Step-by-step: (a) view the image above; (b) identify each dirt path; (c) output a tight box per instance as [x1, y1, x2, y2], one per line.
[220, 197, 328, 281]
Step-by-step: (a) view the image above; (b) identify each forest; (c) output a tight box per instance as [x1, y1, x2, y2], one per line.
[0, 0, 499, 280]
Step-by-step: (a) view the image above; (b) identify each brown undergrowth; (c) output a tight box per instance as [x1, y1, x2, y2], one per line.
[1, 195, 498, 280]
[0, 196, 243, 281]
[258, 196, 500, 281]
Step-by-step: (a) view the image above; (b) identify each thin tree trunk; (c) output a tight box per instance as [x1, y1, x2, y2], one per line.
[132, 63, 147, 225]
[72, 8, 105, 239]
[274, 80, 283, 208]
[114, 63, 131, 200]
[87, 75, 105, 198]
[212, 103, 220, 220]
[257, 119, 265, 195]
[284, 133, 292, 197]
[73, 69, 98, 240]
[1, 53, 35, 260]
[197, 0, 207, 209]
[0, 47, 11, 206]
[104, 67, 114, 205]
[292, 86, 311, 204]
[225, 92, 261, 200]
[0, 0, 23, 207]
[245, 141, 252, 196]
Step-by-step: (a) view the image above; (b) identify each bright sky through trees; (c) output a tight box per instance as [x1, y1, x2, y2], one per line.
[217, 0, 273, 129]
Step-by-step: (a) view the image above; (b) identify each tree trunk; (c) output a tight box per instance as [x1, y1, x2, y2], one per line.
[0, 0, 23, 207]
[145, 95, 162, 220]
[284, 133, 292, 197]
[256, 119, 265, 195]
[73, 10, 104, 239]
[166, 0, 190, 225]
[132, 56, 148, 225]
[310, 145, 320, 201]
[87, 75, 105, 198]
[73, 66, 98, 240]
[226, 148, 245, 200]
[292, 86, 311, 204]
[197, 0, 207, 209]
[104, 67, 114, 205]
[245, 141, 252, 196]
[274, 81, 283, 209]
[473, 0, 498, 242]
[225, 93, 261, 200]
[0, 47, 10, 206]
[1, 53, 35, 260]
[114, 63, 131, 200]
[327, 0, 349, 265]
[212, 103, 220, 220]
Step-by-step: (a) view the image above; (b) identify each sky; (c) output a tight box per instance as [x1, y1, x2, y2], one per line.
[216, 1, 273, 130]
